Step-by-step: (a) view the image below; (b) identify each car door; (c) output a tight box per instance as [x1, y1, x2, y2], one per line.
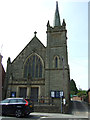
[16, 99, 24, 111]
[8, 99, 17, 114]
[1, 99, 10, 115]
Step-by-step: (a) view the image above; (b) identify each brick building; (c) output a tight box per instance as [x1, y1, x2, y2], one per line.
[3, 2, 70, 113]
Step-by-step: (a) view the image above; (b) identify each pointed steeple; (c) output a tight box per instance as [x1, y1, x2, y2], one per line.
[54, 1, 61, 27]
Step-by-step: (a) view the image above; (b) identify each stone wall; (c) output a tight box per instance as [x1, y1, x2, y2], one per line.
[11, 37, 46, 79]
[34, 105, 69, 113]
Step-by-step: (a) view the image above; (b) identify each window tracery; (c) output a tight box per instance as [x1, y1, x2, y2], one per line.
[24, 54, 43, 79]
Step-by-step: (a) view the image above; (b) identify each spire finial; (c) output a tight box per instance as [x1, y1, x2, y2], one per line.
[54, 1, 61, 27]
[56, 1, 58, 12]
[47, 20, 50, 27]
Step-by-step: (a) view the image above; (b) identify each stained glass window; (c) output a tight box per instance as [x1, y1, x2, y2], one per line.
[36, 64, 38, 78]
[24, 54, 43, 79]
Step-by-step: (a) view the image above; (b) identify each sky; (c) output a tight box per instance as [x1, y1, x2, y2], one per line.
[0, 0, 88, 90]
[88, 1, 90, 89]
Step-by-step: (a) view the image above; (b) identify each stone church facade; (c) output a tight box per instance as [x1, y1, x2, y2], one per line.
[4, 2, 70, 112]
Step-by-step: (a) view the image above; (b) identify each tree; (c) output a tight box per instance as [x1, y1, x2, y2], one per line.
[77, 90, 87, 97]
[70, 79, 78, 95]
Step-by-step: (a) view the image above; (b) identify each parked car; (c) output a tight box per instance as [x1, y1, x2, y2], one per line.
[0, 98, 34, 117]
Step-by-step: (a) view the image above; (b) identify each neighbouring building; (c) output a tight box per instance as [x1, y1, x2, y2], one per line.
[87, 89, 90, 104]
[71, 95, 82, 101]
[3, 2, 70, 113]
[0, 54, 5, 100]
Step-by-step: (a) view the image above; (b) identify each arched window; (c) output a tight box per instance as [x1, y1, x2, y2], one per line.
[55, 57, 58, 68]
[24, 54, 43, 79]
[54, 56, 59, 68]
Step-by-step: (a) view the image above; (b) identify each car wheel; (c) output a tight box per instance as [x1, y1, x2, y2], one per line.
[24, 112, 30, 117]
[15, 109, 22, 118]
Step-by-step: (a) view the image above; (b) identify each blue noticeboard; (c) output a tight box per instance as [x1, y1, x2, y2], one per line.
[50, 91, 64, 98]
[11, 92, 16, 97]
[56, 91, 60, 98]
[59, 91, 64, 97]
[51, 91, 55, 98]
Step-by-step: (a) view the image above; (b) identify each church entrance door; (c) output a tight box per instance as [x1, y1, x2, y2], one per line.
[19, 87, 27, 98]
[31, 87, 39, 102]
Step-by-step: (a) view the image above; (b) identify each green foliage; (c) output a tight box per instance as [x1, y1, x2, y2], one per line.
[70, 91, 76, 96]
[77, 90, 87, 97]
[70, 79, 78, 95]
[70, 79, 87, 100]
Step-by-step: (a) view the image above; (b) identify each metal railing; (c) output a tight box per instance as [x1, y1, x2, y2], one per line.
[30, 98, 54, 105]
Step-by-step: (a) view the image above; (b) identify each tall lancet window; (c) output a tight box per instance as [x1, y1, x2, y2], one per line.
[24, 54, 43, 79]
[54, 56, 60, 68]
[55, 57, 58, 68]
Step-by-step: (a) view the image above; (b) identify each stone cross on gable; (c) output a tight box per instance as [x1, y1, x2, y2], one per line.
[34, 31, 37, 37]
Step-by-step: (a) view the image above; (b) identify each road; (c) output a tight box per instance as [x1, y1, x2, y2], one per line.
[0, 100, 89, 120]
[70, 100, 88, 117]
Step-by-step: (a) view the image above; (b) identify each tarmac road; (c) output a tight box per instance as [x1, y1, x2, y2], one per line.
[71, 100, 88, 117]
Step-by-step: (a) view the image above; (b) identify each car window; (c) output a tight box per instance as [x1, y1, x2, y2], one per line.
[17, 99, 26, 103]
[9, 99, 17, 103]
[17, 99, 23, 103]
[1, 99, 10, 103]
[22, 99, 26, 103]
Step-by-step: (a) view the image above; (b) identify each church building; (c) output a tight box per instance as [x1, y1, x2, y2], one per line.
[4, 1, 70, 112]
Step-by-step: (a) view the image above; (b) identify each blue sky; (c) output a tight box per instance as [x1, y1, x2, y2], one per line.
[0, 0, 88, 90]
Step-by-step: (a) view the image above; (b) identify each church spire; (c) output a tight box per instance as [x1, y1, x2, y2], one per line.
[54, 1, 61, 27]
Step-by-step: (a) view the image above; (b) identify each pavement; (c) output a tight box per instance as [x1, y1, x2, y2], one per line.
[31, 112, 88, 118]
[0, 112, 88, 120]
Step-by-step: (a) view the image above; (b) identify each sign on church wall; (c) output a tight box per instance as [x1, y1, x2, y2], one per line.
[50, 90, 64, 98]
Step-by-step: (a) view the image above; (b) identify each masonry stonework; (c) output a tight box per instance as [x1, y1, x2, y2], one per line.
[3, 2, 70, 113]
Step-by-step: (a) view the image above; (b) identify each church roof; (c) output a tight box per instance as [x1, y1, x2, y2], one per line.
[12, 33, 46, 63]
